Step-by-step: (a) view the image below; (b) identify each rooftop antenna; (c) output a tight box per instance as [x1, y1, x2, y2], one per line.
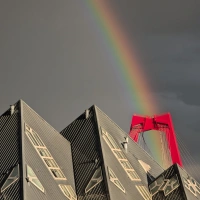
[124, 137, 128, 152]
[10, 105, 15, 115]
[85, 109, 89, 119]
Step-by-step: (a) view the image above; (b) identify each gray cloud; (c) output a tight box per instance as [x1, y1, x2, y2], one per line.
[131, 34, 200, 107]
[156, 92, 200, 154]
[110, 0, 200, 107]
[109, 0, 200, 34]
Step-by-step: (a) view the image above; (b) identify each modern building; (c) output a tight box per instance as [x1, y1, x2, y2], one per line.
[0, 100, 76, 200]
[60, 105, 164, 199]
[149, 163, 200, 200]
[0, 100, 200, 200]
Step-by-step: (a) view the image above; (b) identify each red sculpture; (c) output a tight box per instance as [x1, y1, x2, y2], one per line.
[129, 113, 182, 167]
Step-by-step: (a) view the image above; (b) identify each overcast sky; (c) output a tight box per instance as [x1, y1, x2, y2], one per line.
[0, 0, 200, 178]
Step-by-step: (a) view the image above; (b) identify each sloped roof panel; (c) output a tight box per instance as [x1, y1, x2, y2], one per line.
[21, 101, 75, 200]
[94, 105, 164, 199]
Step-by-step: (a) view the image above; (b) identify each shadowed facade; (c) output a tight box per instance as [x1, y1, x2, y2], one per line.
[0, 100, 76, 200]
[1, 100, 200, 200]
[60, 105, 165, 199]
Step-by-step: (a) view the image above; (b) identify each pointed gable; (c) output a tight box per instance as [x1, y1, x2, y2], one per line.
[94, 105, 164, 199]
[60, 105, 164, 200]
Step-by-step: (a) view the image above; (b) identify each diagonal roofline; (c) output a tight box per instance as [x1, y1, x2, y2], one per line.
[92, 105, 164, 171]
[19, 99, 71, 145]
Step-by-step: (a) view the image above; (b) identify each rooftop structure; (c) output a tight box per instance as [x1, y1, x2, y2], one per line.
[60, 105, 164, 199]
[0, 100, 76, 200]
[0, 100, 199, 200]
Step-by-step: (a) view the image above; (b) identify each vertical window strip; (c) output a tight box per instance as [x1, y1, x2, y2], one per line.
[25, 123, 66, 180]
[51, 169, 65, 179]
[101, 127, 141, 181]
[136, 185, 152, 200]
[32, 130, 45, 146]
[102, 132, 119, 149]
[44, 158, 59, 168]
[108, 167, 125, 193]
[126, 170, 141, 181]
[59, 185, 77, 200]
[113, 150, 127, 161]
[37, 148, 52, 158]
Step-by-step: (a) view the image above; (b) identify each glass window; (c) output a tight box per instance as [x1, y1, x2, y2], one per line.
[44, 158, 58, 168]
[25, 124, 31, 131]
[101, 128, 119, 149]
[149, 175, 180, 197]
[67, 186, 77, 199]
[25, 123, 66, 180]
[108, 167, 125, 193]
[32, 131, 45, 146]
[113, 150, 126, 160]
[163, 175, 179, 196]
[85, 167, 103, 193]
[126, 170, 141, 181]
[59, 185, 77, 200]
[149, 176, 164, 196]
[50, 169, 65, 179]
[26, 165, 44, 193]
[120, 160, 132, 169]
[26, 131, 38, 146]
[37, 148, 51, 157]
[1, 165, 19, 192]
[101, 127, 141, 182]
[25, 125, 44, 147]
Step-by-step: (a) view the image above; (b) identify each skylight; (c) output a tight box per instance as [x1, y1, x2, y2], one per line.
[85, 167, 103, 193]
[108, 167, 125, 193]
[101, 127, 141, 181]
[1, 165, 19, 192]
[26, 165, 44, 193]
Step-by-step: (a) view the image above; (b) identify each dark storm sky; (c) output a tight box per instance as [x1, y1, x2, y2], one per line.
[1, 1, 200, 176]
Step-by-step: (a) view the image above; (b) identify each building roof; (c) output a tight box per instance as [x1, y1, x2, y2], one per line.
[0, 100, 76, 200]
[61, 105, 165, 199]
[1, 99, 199, 200]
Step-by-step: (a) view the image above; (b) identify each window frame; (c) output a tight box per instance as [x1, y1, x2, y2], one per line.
[1, 165, 19, 193]
[108, 167, 125, 193]
[101, 127, 141, 181]
[25, 125, 45, 147]
[149, 174, 180, 197]
[136, 185, 152, 200]
[25, 123, 66, 180]
[26, 165, 45, 193]
[59, 184, 77, 200]
[85, 167, 103, 193]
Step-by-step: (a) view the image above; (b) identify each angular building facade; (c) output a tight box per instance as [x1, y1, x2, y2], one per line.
[0, 101, 22, 199]
[1, 99, 200, 200]
[60, 105, 165, 199]
[0, 100, 76, 200]
[149, 163, 200, 200]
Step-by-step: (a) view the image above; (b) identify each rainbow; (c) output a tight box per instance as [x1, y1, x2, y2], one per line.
[86, 0, 170, 168]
